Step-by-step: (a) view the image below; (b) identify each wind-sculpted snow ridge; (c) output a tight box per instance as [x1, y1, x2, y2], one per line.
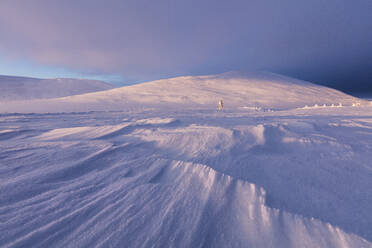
[0, 147, 369, 247]
[1, 113, 372, 247]
[0, 75, 113, 101]
[0, 71, 367, 113]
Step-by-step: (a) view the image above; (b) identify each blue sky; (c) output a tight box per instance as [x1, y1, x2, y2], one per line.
[0, 0, 371, 92]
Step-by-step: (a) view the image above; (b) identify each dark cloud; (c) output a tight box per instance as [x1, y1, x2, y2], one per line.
[0, 0, 371, 91]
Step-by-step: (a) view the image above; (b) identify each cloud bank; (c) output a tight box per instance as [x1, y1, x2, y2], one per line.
[0, 0, 371, 91]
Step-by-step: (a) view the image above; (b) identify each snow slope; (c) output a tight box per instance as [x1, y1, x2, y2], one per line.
[0, 71, 367, 113]
[1, 72, 372, 247]
[0, 75, 113, 101]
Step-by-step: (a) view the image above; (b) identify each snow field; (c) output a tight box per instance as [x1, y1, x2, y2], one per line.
[1, 72, 372, 247]
[1, 111, 372, 247]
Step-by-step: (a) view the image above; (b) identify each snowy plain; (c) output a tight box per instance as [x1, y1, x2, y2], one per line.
[0, 72, 372, 248]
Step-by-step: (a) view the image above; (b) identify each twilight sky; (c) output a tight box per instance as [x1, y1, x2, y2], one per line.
[0, 0, 371, 92]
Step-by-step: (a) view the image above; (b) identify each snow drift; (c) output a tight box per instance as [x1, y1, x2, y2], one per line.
[1, 115, 372, 247]
[0, 75, 113, 101]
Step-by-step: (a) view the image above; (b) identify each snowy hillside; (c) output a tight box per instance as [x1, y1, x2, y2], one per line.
[0, 75, 113, 101]
[0, 71, 367, 113]
[1, 72, 372, 247]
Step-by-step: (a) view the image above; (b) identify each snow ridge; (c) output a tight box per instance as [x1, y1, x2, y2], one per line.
[1, 114, 372, 247]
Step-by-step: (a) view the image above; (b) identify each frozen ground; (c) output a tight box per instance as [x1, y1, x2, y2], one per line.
[1, 72, 372, 247]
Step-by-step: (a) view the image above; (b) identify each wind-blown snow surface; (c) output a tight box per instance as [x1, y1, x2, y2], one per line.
[0, 75, 113, 101]
[1, 72, 372, 247]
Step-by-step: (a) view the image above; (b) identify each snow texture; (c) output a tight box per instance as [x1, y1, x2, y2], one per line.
[0, 72, 372, 247]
